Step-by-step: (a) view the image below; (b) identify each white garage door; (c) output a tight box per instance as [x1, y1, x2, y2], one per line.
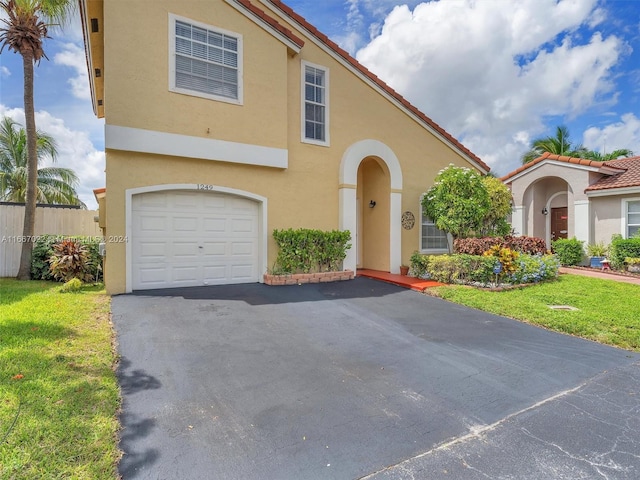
[132, 190, 260, 290]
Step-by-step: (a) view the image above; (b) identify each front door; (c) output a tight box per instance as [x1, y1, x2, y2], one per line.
[551, 207, 568, 241]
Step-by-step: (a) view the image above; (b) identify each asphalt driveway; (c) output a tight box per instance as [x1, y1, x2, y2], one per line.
[112, 277, 640, 479]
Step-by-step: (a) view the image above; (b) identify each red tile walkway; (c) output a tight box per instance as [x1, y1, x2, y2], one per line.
[559, 267, 640, 286]
[357, 269, 443, 291]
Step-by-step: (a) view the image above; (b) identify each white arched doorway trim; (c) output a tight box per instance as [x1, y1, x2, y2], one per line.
[125, 183, 268, 293]
[545, 190, 568, 247]
[339, 140, 403, 273]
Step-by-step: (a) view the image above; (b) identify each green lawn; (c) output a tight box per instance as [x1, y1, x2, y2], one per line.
[0, 279, 120, 479]
[430, 274, 640, 351]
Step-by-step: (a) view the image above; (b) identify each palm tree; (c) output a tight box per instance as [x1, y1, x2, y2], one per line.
[580, 149, 634, 161]
[0, 116, 85, 206]
[522, 125, 634, 164]
[521, 125, 585, 164]
[0, 0, 75, 279]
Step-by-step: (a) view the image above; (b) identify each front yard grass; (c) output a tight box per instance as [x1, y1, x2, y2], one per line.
[430, 273, 640, 351]
[0, 279, 120, 479]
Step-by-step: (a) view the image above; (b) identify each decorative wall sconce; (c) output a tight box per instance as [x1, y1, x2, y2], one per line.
[541, 207, 548, 215]
[369, 200, 376, 208]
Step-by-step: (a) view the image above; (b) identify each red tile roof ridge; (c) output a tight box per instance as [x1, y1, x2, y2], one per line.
[501, 152, 615, 182]
[264, 0, 490, 173]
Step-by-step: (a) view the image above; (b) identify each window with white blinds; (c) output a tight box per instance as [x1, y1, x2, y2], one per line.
[301, 61, 329, 145]
[169, 15, 242, 103]
[420, 205, 449, 252]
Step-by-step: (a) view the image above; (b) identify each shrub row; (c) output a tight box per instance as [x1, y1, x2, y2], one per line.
[610, 235, 640, 269]
[410, 251, 559, 286]
[454, 235, 547, 255]
[31, 234, 103, 282]
[272, 228, 351, 274]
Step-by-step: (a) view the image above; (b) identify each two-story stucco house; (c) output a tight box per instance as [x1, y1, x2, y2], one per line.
[502, 152, 640, 249]
[80, 0, 489, 294]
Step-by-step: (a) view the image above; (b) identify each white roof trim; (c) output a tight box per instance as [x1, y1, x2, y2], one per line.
[587, 186, 640, 197]
[224, 0, 302, 53]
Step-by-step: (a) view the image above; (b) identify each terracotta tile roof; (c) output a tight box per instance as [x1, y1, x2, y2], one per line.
[264, 0, 489, 173]
[586, 156, 640, 192]
[500, 152, 619, 182]
[93, 187, 106, 195]
[235, 0, 304, 48]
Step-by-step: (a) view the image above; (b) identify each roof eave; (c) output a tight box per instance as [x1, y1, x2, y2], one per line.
[225, 0, 304, 54]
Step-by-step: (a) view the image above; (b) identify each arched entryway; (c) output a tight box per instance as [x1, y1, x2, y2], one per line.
[521, 177, 573, 247]
[357, 157, 391, 270]
[339, 140, 402, 274]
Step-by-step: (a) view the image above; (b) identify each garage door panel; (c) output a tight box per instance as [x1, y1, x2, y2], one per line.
[231, 241, 254, 256]
[202, 241, 227, 256]
[138, 215, 167, 232]
[172, 265, 200, 282]
[132, 190, 260, 290]
[202, 265, 228, 282]
[172, 241, 199, 258]
[173, 216, 199, 232]
[136, 192, 168, 209]
[136, 266, 168, 286]
[231, 263, 256, 280]
[232, 218, 255, 233]
[202, 217, 227, 233]
[136, 241, 168, 261]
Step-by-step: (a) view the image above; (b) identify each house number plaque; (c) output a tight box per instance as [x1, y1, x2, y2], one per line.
[401, 211, 415, 230]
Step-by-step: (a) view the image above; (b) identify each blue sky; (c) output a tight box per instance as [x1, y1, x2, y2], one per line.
[1, 0, 639, 208]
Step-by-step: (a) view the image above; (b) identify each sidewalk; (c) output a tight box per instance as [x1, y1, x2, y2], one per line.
[559, 266, 640, 285]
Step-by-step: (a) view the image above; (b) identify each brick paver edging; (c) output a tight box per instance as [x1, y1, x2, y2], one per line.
[264, 270, 355, 286]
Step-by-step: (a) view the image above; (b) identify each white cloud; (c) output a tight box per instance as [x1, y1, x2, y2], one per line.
[582, 113, 640, 156]
[355, 0, 629, 175]
[53, 42, 91, 100]
[0, 66, 10, 77]
[0, 104, 104, 209]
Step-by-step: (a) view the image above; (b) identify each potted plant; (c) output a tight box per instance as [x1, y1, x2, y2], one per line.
[625, 257, 640, 273]
[399, 265, 410, 276]
[586, 242, 609, 268]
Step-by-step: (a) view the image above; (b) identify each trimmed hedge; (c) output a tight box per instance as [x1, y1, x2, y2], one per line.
[551, 237, 584, 266]
[454, 235, 547, 255]
[272, 228, 351, 274]
[31, 234, 103, 282]
[610, 235, 640, 269]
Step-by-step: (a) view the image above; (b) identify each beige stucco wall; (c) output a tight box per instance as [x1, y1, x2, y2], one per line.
[103, 0, 289, 149]
[591, 196, 624, 244]
[101, 0, 482, 293]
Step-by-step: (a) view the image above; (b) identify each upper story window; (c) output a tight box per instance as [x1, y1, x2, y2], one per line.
[626, 199, 640, 238]
[301, 61, 329, 146]
[169, 14, 243, 104]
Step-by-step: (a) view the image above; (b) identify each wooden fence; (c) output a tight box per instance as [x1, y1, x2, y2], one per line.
[0, 203, 101, 277]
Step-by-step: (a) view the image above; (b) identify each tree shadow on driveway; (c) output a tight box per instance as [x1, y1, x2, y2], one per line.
[117, 356, 162, 478]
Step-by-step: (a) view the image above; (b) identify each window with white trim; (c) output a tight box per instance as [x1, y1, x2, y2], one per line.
[421, 206, 449, 251]
[302, 62, 329, 145]
[169, 14, 242, 103]
[626, 199, 640, 238]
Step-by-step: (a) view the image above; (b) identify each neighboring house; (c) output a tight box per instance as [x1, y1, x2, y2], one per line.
[80, 0, 488, 294]
[502, 152, 640, 249]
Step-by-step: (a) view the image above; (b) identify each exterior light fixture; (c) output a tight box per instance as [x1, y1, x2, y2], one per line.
[542, 207, 548, 215]
[369, 200, 376, 208]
